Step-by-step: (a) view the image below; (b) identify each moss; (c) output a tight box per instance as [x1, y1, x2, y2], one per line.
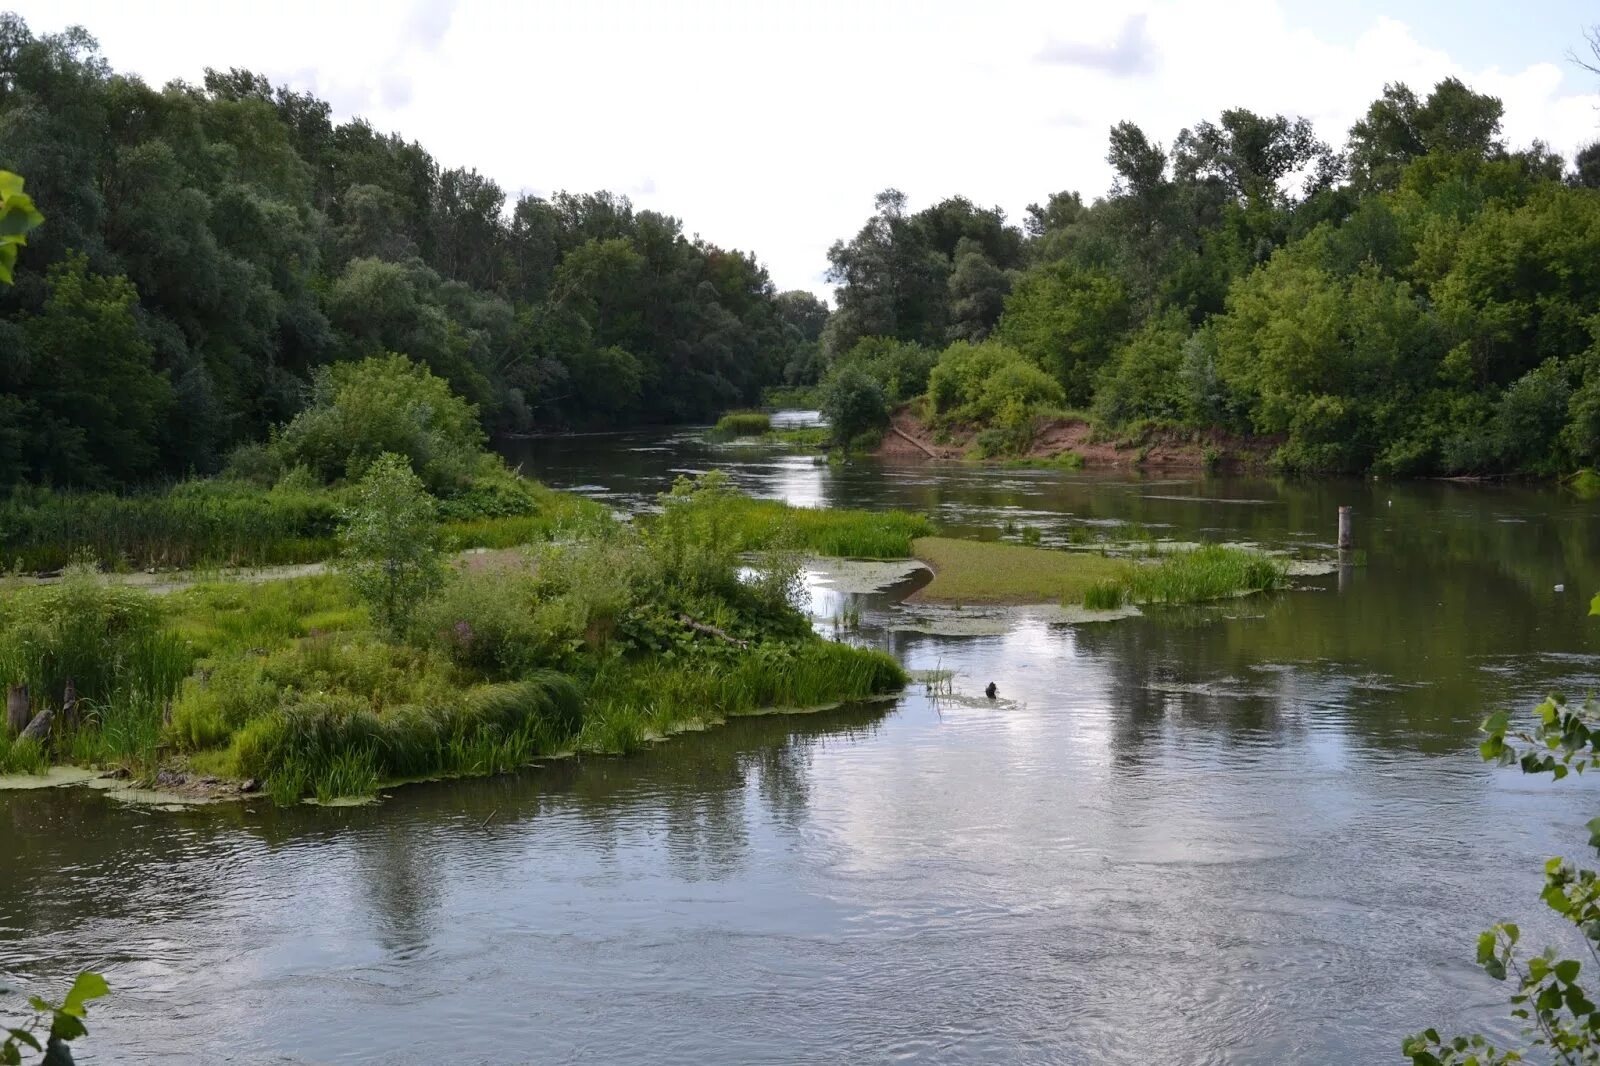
[911, 536, 1126, 604]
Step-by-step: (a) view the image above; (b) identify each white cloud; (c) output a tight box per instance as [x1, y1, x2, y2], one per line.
[13, 0, 1600, 302]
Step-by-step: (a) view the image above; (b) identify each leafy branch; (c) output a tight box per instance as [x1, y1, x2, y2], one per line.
[2, 972, 107, 1065]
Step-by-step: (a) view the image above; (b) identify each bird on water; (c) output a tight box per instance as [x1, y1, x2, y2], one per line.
[985, 682, 997, 700]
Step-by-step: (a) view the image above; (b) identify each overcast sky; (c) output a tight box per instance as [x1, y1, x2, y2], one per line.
[15, 0, 1600, 302]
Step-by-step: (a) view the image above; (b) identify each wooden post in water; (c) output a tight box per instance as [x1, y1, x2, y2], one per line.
[5, 684, 28, 737]
[1337, 506, 1353, 552]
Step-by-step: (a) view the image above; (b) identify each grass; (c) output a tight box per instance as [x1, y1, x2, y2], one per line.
[1121, 544, 1286, 605]
[911, 537, 1126, 604]
[0, 471, 607, 573]
[642, 489, 934, 559]
[1, 480, 912, 803]
[711, 411, 773, 437]
[764, 426, 831, 449]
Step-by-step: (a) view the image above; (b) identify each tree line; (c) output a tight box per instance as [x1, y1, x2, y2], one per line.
[0, 14, 826, 488]
[819, 74, 1600, 474]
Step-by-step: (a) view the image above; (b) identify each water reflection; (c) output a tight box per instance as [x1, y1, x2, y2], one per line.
[2, 426, 1599, 1063]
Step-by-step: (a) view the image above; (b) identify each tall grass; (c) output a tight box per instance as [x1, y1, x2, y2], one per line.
[711, 411, 773, 437]
[713, 497, 933, 558]
[579, 642, 905, 753]
[1071, 544, 1286, 609]
[0, 472, 605, 573]
[1122, 544, 1286, 604]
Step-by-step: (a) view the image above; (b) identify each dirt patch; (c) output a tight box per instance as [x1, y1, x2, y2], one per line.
[874, 409, 1277, 470]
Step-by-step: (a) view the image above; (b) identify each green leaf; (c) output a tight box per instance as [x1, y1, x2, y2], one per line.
[47, 1011, 85, 1043]
[1590, 591, 1600, 617]
[1483, 710, 1511, 735]
[5, 1029, 40, 1052]
[0, 243, 16, 285]
[0, 172, 21, 199]
[1, 1041, 20, 1066]
[1555, 958, 1581, 983]
[60, 973, 107, 1017]
[1477, 931, 1496, 965]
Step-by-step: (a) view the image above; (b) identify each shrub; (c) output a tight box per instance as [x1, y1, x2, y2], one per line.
[819, 365, 889, 447]
[272, 353, 485, 492]
[929, 340, 1065, 426]
[337, 454, 445, 638]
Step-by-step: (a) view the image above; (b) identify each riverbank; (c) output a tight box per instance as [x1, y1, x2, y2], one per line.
[874, 408, 1276, 469]
[0, 477, 916, 805]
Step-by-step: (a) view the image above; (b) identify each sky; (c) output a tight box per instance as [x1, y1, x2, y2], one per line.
[14, 0, 1600, 303]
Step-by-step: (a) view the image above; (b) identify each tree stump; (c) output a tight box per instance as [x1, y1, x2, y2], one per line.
[18, 707, 52, 744]
[5, 685, 28, 737]
[60, 678, 78, 732]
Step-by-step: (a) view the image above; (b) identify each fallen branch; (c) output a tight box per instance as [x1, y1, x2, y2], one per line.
[678, 614, 748, 648]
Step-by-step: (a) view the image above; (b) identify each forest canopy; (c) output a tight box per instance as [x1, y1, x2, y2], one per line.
[0, 14, 822, 488]
[818, 78, 1600, 475]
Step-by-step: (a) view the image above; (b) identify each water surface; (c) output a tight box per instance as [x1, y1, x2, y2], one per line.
[4, 424, 1599, 1063]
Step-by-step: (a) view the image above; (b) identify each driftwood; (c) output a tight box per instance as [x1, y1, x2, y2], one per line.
[60, 678, 78, 732]
[18, 707, 52, 744]
[5, 685, 28, 737]
[677, 614, 748, 648]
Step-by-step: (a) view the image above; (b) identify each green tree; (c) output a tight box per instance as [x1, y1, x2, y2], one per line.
[2, 256, 174, 486]
[998, 264, 1130, 406]
[819, 365, 889, 448]
[337, 453, 445, 639]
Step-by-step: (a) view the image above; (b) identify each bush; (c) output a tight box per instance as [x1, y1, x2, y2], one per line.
[1093, 312, 1191, 428]
[272, 353, 485, 492]
[819, 366, 889, 448]
[828, 337, 938, 404]
[928, 340, 1065, 425]
[337, 454, 445, 638]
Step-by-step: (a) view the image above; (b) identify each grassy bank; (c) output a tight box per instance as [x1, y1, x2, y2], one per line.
[710, 411, 772, 437]
[0, 477, 908, 803]
[0, 471, 606, 573]
[638, 477, 934, 559]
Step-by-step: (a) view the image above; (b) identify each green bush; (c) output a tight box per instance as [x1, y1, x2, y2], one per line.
[819, 365, 890, 447]
[272, 353, 485, 492]
[337, 454, 445, 638]
[928, 340, 1065, 427]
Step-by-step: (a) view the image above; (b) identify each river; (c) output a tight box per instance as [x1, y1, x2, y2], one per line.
[4, 419, 1599, 1063]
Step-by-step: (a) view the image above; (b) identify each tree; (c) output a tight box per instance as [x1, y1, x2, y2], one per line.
[998, 264, 1130, 406]
[337, 453, 445, 639]
[3, 256, 174, 486]
[819, 365, 889, 448]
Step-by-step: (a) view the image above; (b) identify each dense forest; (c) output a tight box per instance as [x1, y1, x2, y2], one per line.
[819, 76, 1600, 474]
[0, 14, 825, 488]
[7, 10, 1600, 487]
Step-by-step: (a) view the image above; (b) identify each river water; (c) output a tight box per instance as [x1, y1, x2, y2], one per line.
[5, 420, 1600, 1063]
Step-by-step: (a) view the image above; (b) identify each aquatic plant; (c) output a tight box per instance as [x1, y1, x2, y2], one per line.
[1, 970, 107, 1065]
[1122, 544, 1285, 605]
[911, 536, 1125, 604]
[1081, 580, 1127, 610]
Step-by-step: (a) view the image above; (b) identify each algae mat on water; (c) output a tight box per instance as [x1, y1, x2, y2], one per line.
[910, 537, 1126, 605]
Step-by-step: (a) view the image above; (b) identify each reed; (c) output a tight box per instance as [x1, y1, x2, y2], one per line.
[710, 411, 773, 437]
[1123, 544, 1286, 605]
